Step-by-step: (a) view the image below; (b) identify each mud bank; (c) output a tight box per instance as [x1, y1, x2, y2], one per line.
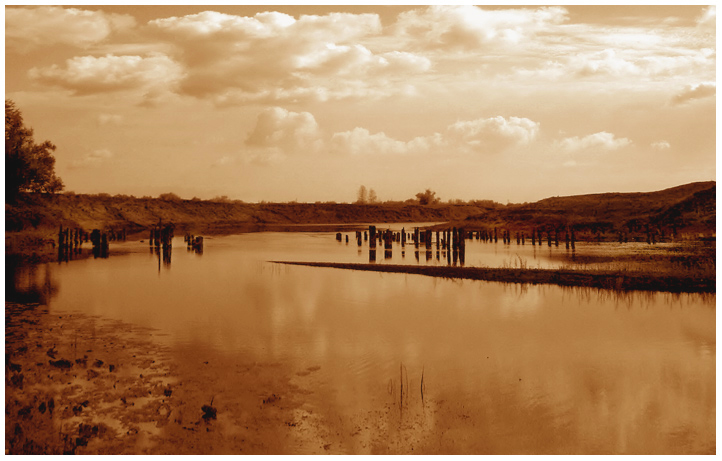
[271, 262, 716, 294]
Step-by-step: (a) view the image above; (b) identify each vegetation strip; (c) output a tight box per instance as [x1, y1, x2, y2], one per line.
[270, 261, 715, 294]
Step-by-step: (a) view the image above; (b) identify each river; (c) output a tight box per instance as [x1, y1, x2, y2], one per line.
[6, 229, 716, 454]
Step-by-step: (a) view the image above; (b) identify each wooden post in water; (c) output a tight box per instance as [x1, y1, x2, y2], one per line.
[369, 226, 376, 249]
[459, 228, 466, 266]
[401, 228, 406, 247]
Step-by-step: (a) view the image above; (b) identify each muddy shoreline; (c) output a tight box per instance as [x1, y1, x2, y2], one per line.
[271, 261, 716, 294]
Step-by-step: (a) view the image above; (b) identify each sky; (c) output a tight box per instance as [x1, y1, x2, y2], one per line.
[4, 4, 716, 203]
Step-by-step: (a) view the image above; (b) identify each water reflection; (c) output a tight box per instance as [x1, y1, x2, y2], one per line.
[6, 256, 59, 304]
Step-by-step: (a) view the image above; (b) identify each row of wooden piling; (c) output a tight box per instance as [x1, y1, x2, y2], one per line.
[58, 226, 127, 261]
[184, 233, 204, 254]
[340, 224, 672, 250]
[149, 224, 174, 248]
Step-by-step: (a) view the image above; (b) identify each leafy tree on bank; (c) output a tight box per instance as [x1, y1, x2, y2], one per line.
[416, 189, 440, 205]
[5, 99, 63, 202]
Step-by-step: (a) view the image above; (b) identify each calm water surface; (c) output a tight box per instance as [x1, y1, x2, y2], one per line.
[9, 230, 716, 454]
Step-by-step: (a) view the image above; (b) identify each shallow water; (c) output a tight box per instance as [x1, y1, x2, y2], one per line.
[7, 230, 716, 454]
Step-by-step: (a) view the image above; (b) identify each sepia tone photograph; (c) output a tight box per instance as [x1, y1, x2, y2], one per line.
[5, 3, 716, 455]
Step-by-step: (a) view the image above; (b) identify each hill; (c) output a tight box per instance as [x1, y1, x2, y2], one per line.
[456, 181, 715, 239]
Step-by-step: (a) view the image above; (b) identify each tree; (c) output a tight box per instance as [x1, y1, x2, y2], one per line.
[158, 192, 182, 201]
[368, 188, 378, 204]
[6, 100, 63, 201]
[356, 185, 368, 204]
[415, 189, 440, 205]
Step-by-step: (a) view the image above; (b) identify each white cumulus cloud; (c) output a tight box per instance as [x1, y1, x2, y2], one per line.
[446, 116, 540, 152]
[672, 82, 716, 104]
[6, 6, 135, 52]
[245, 107, 323, 153]
[557, 131, 631, 153]
[395, 5, 568, 51]
[147, 10, 429, 103]
[28, 53, 185, 96]
[651, 140, 671, 150]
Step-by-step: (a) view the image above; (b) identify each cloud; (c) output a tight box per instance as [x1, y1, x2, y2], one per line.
[557, 131, 631, 153]
[573, 49, 640, 77]
[28, 53, 185, 96]
[672, 82, 716, 104]
[330, 128, 443, 156]
[6, 6, 135, 52]
[70, 148, 113, 169]
[651, 140, 671, 150]
[329, 115, 539, 157]
[395, 5, 568, 51]
[146, 10, 428, 103]
[519, 46, 714, 82]
[245, 107, 323, 154]
[446, 116, 540, 152]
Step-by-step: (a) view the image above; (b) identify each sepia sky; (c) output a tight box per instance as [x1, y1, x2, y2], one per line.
[5, 4, 716, 203]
